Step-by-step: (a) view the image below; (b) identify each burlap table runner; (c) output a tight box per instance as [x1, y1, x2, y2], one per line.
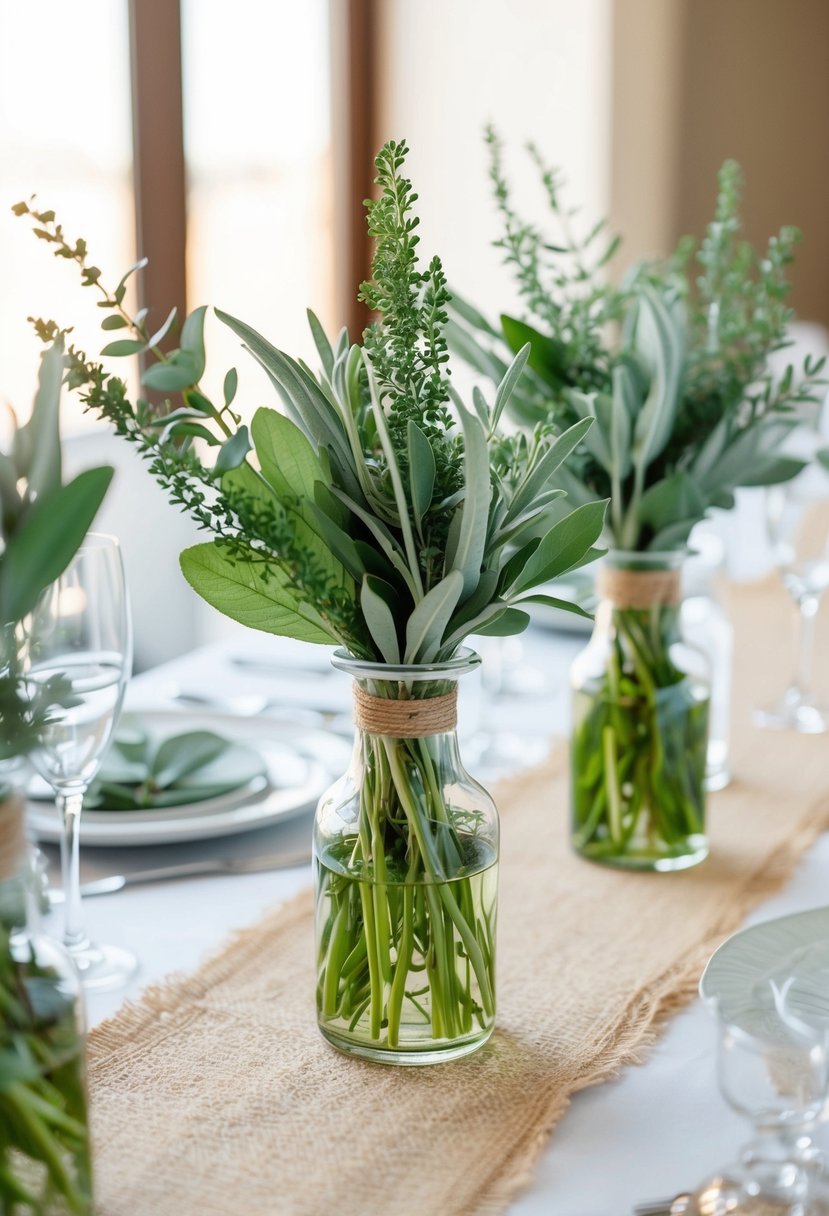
[87, 581, 829, 1216]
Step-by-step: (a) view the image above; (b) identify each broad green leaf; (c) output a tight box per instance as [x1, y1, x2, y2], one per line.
[251, 407, 347, 587]
[360, 574, 401, 664]
[16, 339, 64, 498]
[100, 338, 147, 358]
[305, 500, 365, 581]
[630, 288, 684, 474]
[404, 570, 464, 664]
[142, 356, 198, 394]
[179, 305, 207, 380]
[407, 420, 436, 525]
[501, 314, 570, 390]
[329, 486, 419, 598]
[474, 607, 531, 637]
[491, 344, 531, 433]
[609, 365, 634, 480]
[0, 466, 114, 625]
[445, 568, 499, 636]
[497, 537, 540, 595]
[161, 421, 218, 445]
[512, 592, 593, 620]
[152, 731, 230, 789]
[223, 367, 238, 407]
[307, 309, 334, 379]
[734, 457, 805, 488]
[447, 403, 490, 599]
[514, 500, 608, 593]
[213, 425, 251, 474]
[647, 518, 698, 551]
[179, 542, 336, 643]
[638, 472, 706, 533]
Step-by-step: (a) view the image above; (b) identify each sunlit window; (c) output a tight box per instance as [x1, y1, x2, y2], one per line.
[181, 0, 335, 416]
[0, 0, 134, 428]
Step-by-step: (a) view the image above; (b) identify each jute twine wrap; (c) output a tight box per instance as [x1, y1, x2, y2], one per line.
[352, 685, 458, 737]
[0, 795, 26, 881]
[597, 564, 682, 609]
[87, 579, 829, 1216]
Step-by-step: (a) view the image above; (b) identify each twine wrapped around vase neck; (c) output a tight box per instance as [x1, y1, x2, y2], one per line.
[0, 795, 26, 882]
[597, 565, 682, 610]
[352, 685, 458, 738]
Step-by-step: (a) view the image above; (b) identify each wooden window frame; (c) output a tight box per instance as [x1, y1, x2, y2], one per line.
[128, 0, 376, 346]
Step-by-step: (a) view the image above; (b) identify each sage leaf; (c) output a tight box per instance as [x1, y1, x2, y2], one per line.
[404, 569, 464, 664]
[513, 500, 608, 593]
[407, 420, 436, 525]
[361, 575, 401, 664]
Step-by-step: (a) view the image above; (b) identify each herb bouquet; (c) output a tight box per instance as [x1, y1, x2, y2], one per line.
[17, 140, 605, 1061]
[0, 342, 110, 1213]
[450, 135, 826, 871]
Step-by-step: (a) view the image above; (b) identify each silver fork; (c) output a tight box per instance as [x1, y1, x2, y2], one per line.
[633, 1194, 691, 1216]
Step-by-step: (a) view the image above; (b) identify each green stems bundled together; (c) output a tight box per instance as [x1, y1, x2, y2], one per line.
[0, 884, 91, 1215]
[571, 602, 709, 869]
[315, 677, 497, 1061]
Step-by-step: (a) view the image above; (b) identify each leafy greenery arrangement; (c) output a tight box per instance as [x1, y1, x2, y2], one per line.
[0, 342, 113, 768]
[450, 132, 826, 871]
[0, 342, 105, 1214]
[84, 723, 266, 810]
[451, 129, 827, 553]
[16, 139, 605, 1057]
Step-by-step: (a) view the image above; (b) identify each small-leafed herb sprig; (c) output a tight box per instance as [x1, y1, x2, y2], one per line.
[450, 138, 827, 552]
[16, 140, 606, 668]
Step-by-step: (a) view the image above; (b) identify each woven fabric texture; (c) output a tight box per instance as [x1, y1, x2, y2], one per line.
[87, 581, 829, 1216]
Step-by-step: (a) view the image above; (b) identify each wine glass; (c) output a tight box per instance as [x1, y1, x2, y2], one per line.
[755, 454, 829, 734]
[685, 982, 829, 1215]
[25, 533, 136, 991]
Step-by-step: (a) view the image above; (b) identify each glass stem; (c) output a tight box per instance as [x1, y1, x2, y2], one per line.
[794, 594, 820, 700]
[57, 790, 88, 952]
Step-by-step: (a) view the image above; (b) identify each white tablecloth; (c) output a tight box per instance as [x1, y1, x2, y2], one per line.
[43, 624, 829, 1216]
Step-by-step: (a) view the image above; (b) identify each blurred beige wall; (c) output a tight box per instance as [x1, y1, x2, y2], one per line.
[611, 0, 829, 326]
[375, 0, 614, 321]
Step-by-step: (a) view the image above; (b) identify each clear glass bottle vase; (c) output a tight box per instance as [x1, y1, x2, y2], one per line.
[570, 551, 711, 871]
[0, 781, 93, 1213]
[314, 649, 498, 1065]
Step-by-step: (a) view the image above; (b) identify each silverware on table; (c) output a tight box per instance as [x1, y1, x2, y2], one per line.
[633, 1194, 691, 1216]
[48, 848, 312, 902]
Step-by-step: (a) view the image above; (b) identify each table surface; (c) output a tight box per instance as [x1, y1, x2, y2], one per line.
[38, 620, 829, 1216]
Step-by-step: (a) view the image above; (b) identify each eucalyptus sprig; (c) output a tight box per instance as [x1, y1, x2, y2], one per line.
[450, 142, 827, 552]
[16, 140, 607, 665]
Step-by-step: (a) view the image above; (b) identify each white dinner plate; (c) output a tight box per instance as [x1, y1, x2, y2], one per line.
[700, 906, 829, 1031]
[27, 710, 351, 847]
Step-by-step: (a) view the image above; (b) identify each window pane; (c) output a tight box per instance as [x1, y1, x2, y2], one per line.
[0, 0, 134, 426]
[181, 0, 335, 414]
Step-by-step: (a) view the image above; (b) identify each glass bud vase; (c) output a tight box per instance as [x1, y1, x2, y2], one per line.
[570, 551, 711, 871]
[314, 649, 498, 1065]
[0, 776, 93, 1213]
